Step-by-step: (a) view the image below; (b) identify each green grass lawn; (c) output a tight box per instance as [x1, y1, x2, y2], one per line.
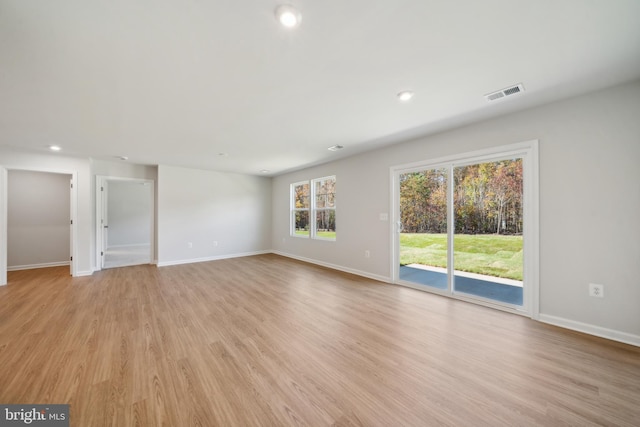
[295, 230, 336, 239]
[400, 233, 523, 280]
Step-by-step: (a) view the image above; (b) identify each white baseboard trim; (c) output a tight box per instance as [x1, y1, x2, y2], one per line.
[538, 314, 640, 347]
[157, 250, 272, 267]
[8, 261, 70, 271]
[75, 270, 94, 277]
[272, 250, 391, 284]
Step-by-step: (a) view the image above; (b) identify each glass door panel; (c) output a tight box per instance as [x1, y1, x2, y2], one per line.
[398, 168, 449, 290]
[452, 159, 524, 306]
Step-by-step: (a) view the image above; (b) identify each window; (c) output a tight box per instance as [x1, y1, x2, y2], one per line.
[291, 176, 336, 240]
[291, 181, 310, 237]
[313, 176, 336, 240]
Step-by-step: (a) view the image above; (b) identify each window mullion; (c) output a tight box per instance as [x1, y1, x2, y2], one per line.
[310, 179, 316, 239]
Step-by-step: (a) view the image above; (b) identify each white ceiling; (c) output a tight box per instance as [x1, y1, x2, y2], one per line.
[1, 0, 639, 176]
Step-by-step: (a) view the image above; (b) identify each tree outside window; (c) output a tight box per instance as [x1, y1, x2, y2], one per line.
[313, 176, 336, 239]
[290, 176, 336, 240]
[292, 182, 309, 236]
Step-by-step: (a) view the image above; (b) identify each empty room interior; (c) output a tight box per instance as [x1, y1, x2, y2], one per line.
[1, 1, 639, 426]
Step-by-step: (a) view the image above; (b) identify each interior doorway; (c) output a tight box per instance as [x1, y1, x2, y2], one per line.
[95, 176, 154, 269]
[0, 167, 77, 286]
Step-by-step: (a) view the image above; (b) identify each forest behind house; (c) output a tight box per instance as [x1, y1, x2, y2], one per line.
[400, 159, 523, 235]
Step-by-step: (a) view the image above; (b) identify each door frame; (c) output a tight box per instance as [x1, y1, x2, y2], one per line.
[95, 175, 155, 270]
[390, 140, 539, 318]
[0, 166, 78, 286]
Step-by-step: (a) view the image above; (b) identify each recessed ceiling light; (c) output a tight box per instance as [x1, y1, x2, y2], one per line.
[218, 152, 228, 157]
[275, 4, 301, 28]
[117, 156, 129, 161]
[328, 145, 344, 151]
[260, 169, 270, 174]
[49, 145, 62, 151]
[397, 91, 414, 102]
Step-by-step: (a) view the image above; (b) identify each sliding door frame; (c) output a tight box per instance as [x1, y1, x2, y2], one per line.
[390, 140, 539, 318]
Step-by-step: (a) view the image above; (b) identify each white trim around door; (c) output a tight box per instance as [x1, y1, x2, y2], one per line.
[95, 176, 155, 271]
[390, 140, 539, 318]
[0, 166, 78, 286]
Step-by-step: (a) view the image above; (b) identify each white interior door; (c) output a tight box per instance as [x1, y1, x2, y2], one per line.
[101, 181, 108, 269]
[70, 178, 73, 275]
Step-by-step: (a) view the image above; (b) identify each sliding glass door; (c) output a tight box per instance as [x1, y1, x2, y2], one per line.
[452, 159, 523, 305]
[392, 142, 537, 315]
[398, 167, 449, 291]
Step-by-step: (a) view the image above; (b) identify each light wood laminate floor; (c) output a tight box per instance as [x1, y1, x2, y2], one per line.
[103, 244, 152, 269]
[0, 254, 638, 426]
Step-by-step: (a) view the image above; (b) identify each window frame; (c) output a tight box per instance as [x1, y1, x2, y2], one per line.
[290, 175, 336, 241]
[311, 175, 336, 241]
[290, 180, 310, 238]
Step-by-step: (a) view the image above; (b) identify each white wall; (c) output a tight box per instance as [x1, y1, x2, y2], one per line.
[106, 180, 152, 247]
[272, 80, 640, 343]
[7, 170, 71, 269]
[157, 165, 272, 265]
[91, 160, 158, 181]
[0, 146, 93, 282]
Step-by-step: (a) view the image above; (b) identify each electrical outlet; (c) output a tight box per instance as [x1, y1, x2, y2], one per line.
[589, 283, 604, 298]
[213, 241, 218, 247]
[365, 250, 370, 258]
[188, 242, 193, 249]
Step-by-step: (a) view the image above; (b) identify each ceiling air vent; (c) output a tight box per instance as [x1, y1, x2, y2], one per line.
[484, 83, 525, 102]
